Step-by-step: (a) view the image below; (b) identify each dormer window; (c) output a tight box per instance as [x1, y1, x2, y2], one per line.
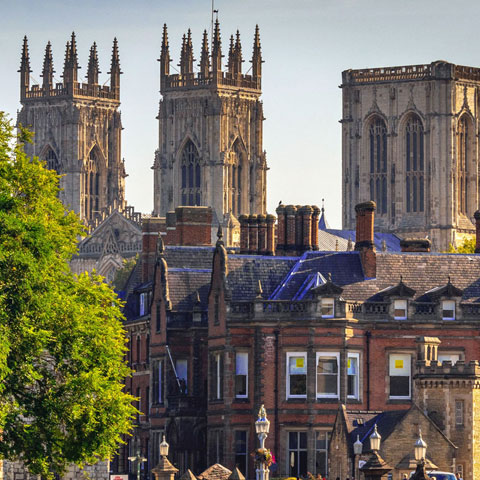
[442, 300, 456, 320]
[321, 298, 335, 318]
[394, 299, 407, 320]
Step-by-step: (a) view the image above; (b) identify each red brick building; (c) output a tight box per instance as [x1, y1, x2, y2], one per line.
[115, 202, 480, 480]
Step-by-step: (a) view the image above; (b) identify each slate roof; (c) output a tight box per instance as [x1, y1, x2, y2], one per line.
[342, 252, 480, 303]
[326, 229, 402, 252]
[227, 255, 297, 302]
[164, 246, 215, 270]
[197, 464, 232, 480]
[318, 229, 350, 251]
[270, 251, 365, 300]
[344, 409, 409, 452]
[168, 270, 211, 311]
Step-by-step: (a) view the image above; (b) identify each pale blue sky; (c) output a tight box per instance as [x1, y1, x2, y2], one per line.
[1, 0, 479, 227]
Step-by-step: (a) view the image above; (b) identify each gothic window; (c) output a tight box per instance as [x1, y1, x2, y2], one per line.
[44, 146, 60, 173]
[405, 115, 424, 213]
[368, 118, 388, 214]
[180, 140, 201, 206]
[229, 141, 245, 216]
[458, 115, 470, 215]
[84, 147, 100, 222]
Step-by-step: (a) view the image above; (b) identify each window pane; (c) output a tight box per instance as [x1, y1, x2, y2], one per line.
[236, 352, 248, 375]
[317, 375, 337, 395]
[290, 375, 306, 395]
[289, 356, 306, 374]
[442, 301, 455, 319]
[390, 376, 409, 397]
[235, 375, 247, 397]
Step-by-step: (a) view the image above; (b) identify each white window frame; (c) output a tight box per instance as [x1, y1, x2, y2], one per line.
[139, 292, 147, 316]
[442, 300, 456, 320]
[321, 298, 335, 318]
[235, 352, 248, 398]
[389, 353, 411, 400]
[286, 352, 307, 399]
[393, 299, 407, 320]
[316, 351, 340, 399]
[347, 352, 360, 400]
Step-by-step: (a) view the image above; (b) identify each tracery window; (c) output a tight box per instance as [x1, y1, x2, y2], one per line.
[368, 118, 388, 214]
[84, 148, 100, 222]
[44, 146, 60, 173]
[180, 140, 201, 206]
[458, 115, 470, 215]
[229, 141, 244, 216]
[405, 115, 424, 213]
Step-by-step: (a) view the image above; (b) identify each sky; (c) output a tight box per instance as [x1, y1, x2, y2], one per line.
[2, 0, 480, 228]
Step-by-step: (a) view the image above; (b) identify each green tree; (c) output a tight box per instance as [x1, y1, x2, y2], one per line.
[0, 113, 136, 477]
[446, 237, 475, 254]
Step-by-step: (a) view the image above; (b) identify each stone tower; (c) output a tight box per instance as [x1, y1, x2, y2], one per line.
[18, 33, 126, 226]
[341, 61, 480, 251]
[153, 21, 267, 226]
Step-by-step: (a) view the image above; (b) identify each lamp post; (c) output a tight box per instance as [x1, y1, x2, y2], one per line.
[359, 424, 392, 480]
[255, 405, 271, 480]
[411, 430, 429, 480]
[353, 434, 363, 480]
[152, 435, 178, 480]
[128, 441, 147, 480]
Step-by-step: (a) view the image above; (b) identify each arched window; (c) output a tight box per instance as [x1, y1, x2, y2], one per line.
[44, 146, 60, 173]
[458, 115, 470, 215]
[84, 148, 100, 222]
[230, 141, 244, 216]
[405, 115, 424, 213]
[180, 140, 201, 206]
[368, 118, 388, 214]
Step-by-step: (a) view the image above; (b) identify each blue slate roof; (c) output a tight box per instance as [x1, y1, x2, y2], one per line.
[326, 229, 402, 252]
[269, 251, 366, 301]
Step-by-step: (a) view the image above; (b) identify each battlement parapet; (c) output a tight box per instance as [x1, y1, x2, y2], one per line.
[164, 72, 261, 92]
[342, 61, 480, 86]
[24, 82, 119, 101]
[415, 359, 480, 378]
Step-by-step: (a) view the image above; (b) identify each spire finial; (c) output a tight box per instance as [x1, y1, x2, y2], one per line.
[159, 24, 171, 89]
[41, 41, 54, 91]
[199, 29, 210, 78]
[87, 42, 100, 85]
[251, 24, 262, 81]
[322, 198, 325, 213]
[212, 18, 222, 75]
[157, 233, 165, 256]
[217, 224, 223, 241]
[109, 37, 121, 96]
[228, 34, 235, 74]
[19, 35, 31, 98]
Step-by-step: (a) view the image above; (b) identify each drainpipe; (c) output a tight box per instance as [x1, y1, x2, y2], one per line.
[366, 331, 371, 410]
[274, 329, 279, 464]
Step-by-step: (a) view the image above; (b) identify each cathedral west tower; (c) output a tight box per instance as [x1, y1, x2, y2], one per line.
[341, 61, 480, 251]
[153, 21, 267, 224]
[18, 33, 126, 226]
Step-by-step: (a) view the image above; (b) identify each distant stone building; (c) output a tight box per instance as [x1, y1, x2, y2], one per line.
[341, 61, 480, 251]
[153, 20, 267, 242]
[18, 33, 126, 227]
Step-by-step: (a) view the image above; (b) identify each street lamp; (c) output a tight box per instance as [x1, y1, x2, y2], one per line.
[353, 435, 363, 480]
[411, 430, 429, 480]
[159, 435, 169, 457]
[360, 424, 392, 480]
[128, 443, 147, 480]
[255, 405, 271, 480]
[152, 434, 178, 480]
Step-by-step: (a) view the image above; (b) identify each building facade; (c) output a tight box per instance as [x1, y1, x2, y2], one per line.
[119, 202, 480, 480]
[18, 33, 126, 226]
[341, 61, 480, 251]
[152, 21, 267, 227]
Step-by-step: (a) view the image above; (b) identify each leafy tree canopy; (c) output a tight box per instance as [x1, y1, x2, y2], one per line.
[446, 236, 475, 253]
[0, 113, 135, 477]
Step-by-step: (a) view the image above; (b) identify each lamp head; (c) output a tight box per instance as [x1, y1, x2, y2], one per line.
[369, 424, 381, 452]
[159, 434, 169, 457]
[255, 404, 270, 435]
[414, 429, 427, 461]
[353, 434, 363, 455]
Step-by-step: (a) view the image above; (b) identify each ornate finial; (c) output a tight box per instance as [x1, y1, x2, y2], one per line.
[20, 35, 31, 72]
[212, 17, 222, 74]
[258, 404, 267, 420]
[335, 239, 339, 251]
[347, 237, 353, 251]
[199, 29, 210, 76]
[87, 42, 100, 85]
[448, 275, 451, 284]
[62, 40, 70, 78]
[381, 239, 387, 252]
[256, 279, 263, 298]
[217, 224, 223, 241]
[41, 41, 54, 90]
[228, 34, 235, 73]
[400, 275, 403, 283]
[109, 37, 121, 93]
[157, 233, 165, 255]
[251, 24, 262, 79]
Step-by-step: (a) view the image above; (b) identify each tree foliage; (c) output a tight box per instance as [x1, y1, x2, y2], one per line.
[0, 113, 136, 477]
[447, 236, 475, 254]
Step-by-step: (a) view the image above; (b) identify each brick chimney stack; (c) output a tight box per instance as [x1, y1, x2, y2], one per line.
[400, 238, 431, 252]
[275, 203, 286, 254]
[285, 205, 297, 252]
[141, 218, 165, 283]
[266, 214, 276, 255]
[475, 210, 480, 253]
[301, 205, 313, 251]
[311, 205, 320, 250]
[248, 215, 258, 254]
[257, 214, 267, 255]
[239, 214, 249, 254]
[354, 201, 376, 278]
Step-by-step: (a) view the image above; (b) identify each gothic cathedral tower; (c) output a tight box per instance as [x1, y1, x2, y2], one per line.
[18, 33, 126, 226]
[153, 21, 267, 224]
[341, 61, 480, 251]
